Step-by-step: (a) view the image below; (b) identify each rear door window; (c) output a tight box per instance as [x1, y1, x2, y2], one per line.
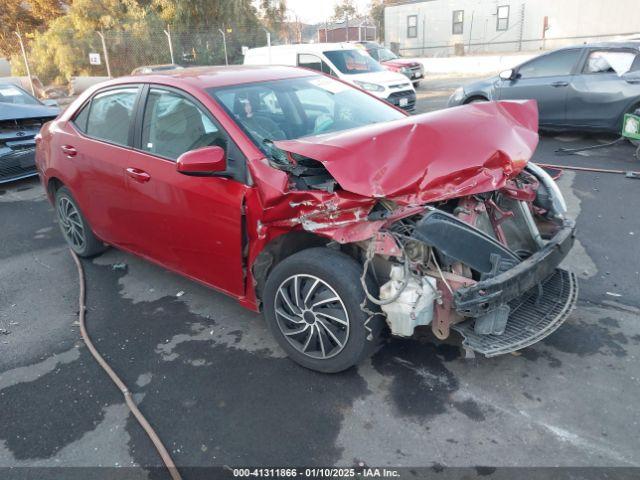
[584, 50, 639, 75]
[518, 49, 582, 78]
[84, 87, 139, 146]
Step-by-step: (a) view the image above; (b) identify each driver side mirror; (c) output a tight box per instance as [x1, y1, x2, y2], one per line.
[499, 69, 516, 81]
[176, 146, 227, 176]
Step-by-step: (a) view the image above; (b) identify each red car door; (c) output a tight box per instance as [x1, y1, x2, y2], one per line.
[63, 86, 141, 246]
[121, 86, 249, 297]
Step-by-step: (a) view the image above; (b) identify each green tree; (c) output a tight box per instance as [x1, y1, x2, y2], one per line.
[331, 0, 358, 22]
[370, 0, 385, 42]
[0, 0, 66, 57]
[15, 0, 161, 83]
[258, 0, 288, 42]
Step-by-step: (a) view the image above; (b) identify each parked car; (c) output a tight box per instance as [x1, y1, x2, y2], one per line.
[355, 41, 424, 87]
[36, 66, 577, 372]
[1, 83, 59, 183]
[131, 64, 184, 75]
[448, 42, 640, 132]
[244, 43, 417, 111]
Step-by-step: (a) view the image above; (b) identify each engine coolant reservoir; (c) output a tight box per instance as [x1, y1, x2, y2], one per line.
[379, 265, 438, 337]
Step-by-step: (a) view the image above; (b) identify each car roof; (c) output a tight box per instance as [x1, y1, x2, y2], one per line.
[554, 40, 640, 51]
[116, 65, 317, 90]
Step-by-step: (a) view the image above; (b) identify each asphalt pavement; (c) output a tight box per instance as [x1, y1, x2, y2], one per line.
[1, 76, 639, 478]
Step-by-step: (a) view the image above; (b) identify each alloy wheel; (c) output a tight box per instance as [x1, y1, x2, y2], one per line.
[274, 274, 350, 360]
[57, 196, 86, 251]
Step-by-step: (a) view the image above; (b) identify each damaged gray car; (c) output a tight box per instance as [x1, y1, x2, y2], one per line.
[0, 83, 59, 184]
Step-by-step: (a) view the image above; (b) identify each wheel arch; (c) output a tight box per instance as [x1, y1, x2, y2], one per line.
[251, 231, 331, 306]
[46, 176, 65, 203]
[464, 94, 489, 104]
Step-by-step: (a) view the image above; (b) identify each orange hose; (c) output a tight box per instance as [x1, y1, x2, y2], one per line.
[69, 249, 182, 480]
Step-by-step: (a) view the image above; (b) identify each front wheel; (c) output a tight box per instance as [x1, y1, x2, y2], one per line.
[263, 248, 384, 373]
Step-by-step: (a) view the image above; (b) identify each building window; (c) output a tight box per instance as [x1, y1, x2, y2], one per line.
[407, 15, 418, 38]
[452, 10, 464, 35]
[497, 5, 509, 31]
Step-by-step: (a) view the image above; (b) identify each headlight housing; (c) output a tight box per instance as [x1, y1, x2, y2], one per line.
[526, 163, 568, 219]
[452, 87, 464, 102]
[354, 81, 385, 93]
[400, 67, 412, 76]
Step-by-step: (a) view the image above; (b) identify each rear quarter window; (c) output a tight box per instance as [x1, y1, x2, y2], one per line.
[73, 103, 90, 132]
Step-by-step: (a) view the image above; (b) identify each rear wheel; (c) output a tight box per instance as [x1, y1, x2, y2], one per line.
[55, 187, 106, 257]
[263, 247, 384, 373]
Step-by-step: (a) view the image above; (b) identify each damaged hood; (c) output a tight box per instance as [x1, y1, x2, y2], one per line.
[0, 102, 59, 121]
[274, 100, 539, 204]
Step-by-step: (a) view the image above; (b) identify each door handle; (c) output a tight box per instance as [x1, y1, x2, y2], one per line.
[125, 167, 151, 183]
[551, 81, 569, 87]
[61, 145, 77, 157]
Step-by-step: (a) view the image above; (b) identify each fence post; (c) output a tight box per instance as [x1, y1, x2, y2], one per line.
[468, 11, 475, 54]
[96, 30, 112, 77]
[264, 29, 272, 64]
[218, 29, 228, 66]
[164, 26, 175, 64]
[14, 29, 35, 96]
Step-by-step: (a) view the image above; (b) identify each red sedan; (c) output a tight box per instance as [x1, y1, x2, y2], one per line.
[36, 66, 577, 372]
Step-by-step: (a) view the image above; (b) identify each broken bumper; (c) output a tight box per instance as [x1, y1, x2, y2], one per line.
[452, 268, 578, 357]
[453, 219, 576, 317]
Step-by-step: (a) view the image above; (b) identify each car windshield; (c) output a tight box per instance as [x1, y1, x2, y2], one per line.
[208, 75, 405, 158]
[323, 49, 384, 75]
[0, 84, 40, 105]
[375, 48, 398, 62]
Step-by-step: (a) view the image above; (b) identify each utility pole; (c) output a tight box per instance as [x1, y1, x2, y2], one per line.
[164, 25, 175, 64]
[14, 29, 35, 96]
[218, 29, 228, 66]
[96, 30, 112, 77]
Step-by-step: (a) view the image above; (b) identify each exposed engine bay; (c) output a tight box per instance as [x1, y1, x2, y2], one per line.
[356, 164, 577, 356]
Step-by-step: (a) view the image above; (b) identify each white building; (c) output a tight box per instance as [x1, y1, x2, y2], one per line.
[384, 0, 640, 56]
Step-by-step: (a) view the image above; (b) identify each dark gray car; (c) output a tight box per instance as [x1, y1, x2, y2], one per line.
[0, 83, 59, 183]
[448, 42, 640, 132]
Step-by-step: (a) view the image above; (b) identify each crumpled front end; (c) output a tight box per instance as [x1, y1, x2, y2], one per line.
[365, 165, 578, 356]
[246, 100, 577, 355]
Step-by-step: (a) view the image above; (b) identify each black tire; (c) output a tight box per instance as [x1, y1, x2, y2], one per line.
[413, 81, 421, 88]
[263, 247, 384, 373]
[55, 186, 107, 258]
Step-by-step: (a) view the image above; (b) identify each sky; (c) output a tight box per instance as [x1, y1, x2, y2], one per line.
[283, 0, 373, 24]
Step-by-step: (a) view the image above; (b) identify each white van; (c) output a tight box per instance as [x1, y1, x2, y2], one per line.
[243, 43, 416, 111]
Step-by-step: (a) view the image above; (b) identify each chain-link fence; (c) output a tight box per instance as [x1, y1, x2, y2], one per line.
[5, 24, 276, 88]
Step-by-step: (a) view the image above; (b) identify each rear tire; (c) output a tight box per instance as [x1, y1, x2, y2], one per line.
[263, 247, 384, 373]
[55, 186, 107, 258]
